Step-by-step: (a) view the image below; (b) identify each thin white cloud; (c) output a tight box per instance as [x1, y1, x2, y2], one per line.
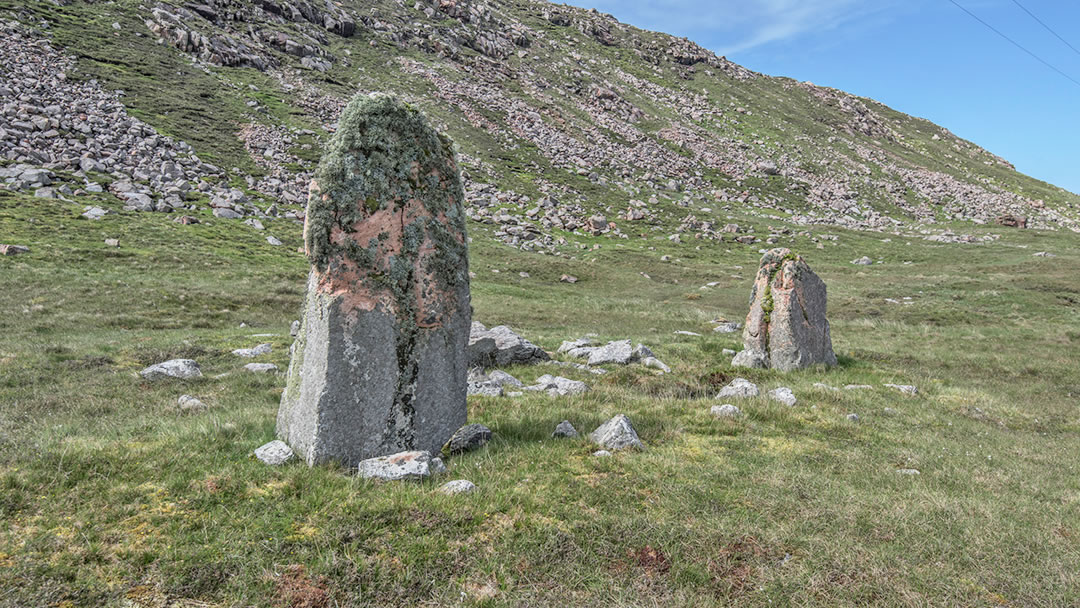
[585, 0, 903, 57]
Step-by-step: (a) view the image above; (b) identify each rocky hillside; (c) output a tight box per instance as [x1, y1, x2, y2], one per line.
[2, 0, 1078, 252]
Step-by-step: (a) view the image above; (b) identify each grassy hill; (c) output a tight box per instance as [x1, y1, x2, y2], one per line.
[1, 0, 1079, 606]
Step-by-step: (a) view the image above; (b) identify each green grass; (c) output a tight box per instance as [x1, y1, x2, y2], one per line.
[2, 188, 1079, 607]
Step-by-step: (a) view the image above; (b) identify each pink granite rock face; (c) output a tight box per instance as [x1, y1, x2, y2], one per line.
[277, 94, 470, 467]
[733, 248, 836, 372]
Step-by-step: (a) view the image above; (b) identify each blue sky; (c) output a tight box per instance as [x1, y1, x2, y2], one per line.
[580, 0, 1080, 195]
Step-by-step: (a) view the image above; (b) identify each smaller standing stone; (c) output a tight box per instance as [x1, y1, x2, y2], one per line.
[254, 440, 294, 466]
[358, 451, 446, 481]
[589, 414, 644, 450]
[438, 479, 476, 495]
[768, 387, 797, 406]
[140, 359, 202, 381]
[552, 420, 579, 438]
[289, 320, 300, 337]
[711, 404, 742, 418]
[717, 377, 759, 399]
[443, 423, 492, 455]
[177, 394, 208, 413]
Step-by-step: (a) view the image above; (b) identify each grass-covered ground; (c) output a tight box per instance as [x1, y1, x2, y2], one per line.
[2, 189, 1078, 607]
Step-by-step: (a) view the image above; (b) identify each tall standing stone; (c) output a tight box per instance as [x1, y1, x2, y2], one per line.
[277, 94, 471, 467]
[732, 248, 837, 372]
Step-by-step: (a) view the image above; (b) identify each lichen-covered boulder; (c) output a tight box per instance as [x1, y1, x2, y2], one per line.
[734, 248, 836, 372]
[277, 94, 470, 467]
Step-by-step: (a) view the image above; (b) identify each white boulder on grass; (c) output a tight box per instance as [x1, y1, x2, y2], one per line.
[358, 450, 446, 481]
[589, 414, 644, 450]
[716, 377, 759, 399]
[140, 359, 202, 381]
[768, 387, 797, 406]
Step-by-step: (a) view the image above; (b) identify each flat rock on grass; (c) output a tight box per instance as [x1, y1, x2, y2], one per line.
[587, 339, 634, 365]
[487, 370, 523, 387]
[140, 359, 202, 381]
[438, 479, 476, 495]
[716, 377, 759, 399]
[232, 343, 271, 358]
[443, 424, 492, 455]
[467, 381, 504, 397]
[526, 374, 589, 396]
[884, 383, 918, 395]
[0, 245, 29, 255]
[358, 450, 446, 481]
[254, 440, 294, 466]
[768, 387, 797, 406]
[589, 414, 644, 450]
[244, 363, 278, 373]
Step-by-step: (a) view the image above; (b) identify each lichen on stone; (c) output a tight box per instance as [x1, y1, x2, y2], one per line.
[305, 93, 466, 276]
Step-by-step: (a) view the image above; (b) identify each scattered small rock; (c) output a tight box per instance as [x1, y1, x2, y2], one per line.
[713, 322, 740, 334]
[844, 384, 873, 390]
[140, 359, 202, 381]
[641, 356, 671, 373]
[884, 383, 918, 395]
[467, 381, 504, 397]
[851, 256, 873, 265]
[593, 450, 612, 458]
[552, 420, 579, 438]
[244, 363, 278, 373]
[560, 274, 578, 283]
[442, 423, 492, 455]
[589, 414, 644, 450]
[768, 387, 797, 406]
[266, 235, 283, 246]
[254, 440, 294, 466]
[0, 245, 29, 256]
[711, 404, 742, 418]
[846, 413, 859, 421]
[438, 479, 476, 495]
[177, 394, 208, 413]
[232, 343, 271, 358]
[82, 206, 108, 220]
[717, 377, 759, 399]
[525, 374, 589, 396]
[896, 468, 921, 475]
